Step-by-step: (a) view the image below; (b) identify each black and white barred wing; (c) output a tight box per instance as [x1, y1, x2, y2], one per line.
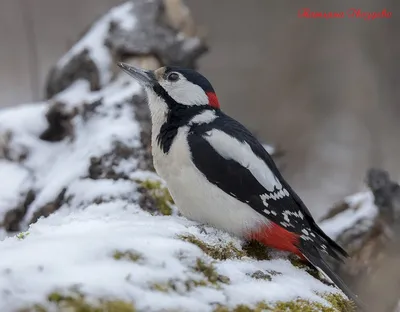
[187, 119, 311, 236]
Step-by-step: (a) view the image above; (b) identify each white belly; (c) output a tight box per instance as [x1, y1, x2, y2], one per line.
[152, 127, 268, 236]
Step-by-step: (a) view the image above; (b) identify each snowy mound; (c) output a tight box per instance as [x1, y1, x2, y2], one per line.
[0, 201, 352, 312]
[0, 1, 352, 311]
[0, 82, 351, 312]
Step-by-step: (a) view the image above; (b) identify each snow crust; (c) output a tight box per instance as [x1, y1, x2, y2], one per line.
[0, 160, 32, 221]
[320, 191, 378, 240]
[0, 202, 339, 311]
[57, 2, 136, 86]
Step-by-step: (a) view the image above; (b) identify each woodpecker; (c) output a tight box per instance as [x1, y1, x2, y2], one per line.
[118, 62, 364, 309]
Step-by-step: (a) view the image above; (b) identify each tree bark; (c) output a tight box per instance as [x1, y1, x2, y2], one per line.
[321, 168, 400, 312]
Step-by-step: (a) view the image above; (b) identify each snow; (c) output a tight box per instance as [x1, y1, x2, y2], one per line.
[65, 178, 138, 208]
[320, 191, 378, 240]
[0, 203, 339, 312]
[0, 72, 143, 235]
[0, 102, 48, 135]
[14, 76, 141, 226]
[0, 160, 32, 221]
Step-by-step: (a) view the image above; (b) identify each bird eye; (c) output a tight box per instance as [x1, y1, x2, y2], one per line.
[167, 72, 180, 82]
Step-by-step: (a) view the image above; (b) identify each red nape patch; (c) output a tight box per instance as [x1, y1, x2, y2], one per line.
[247, 223, 304, 258]
[206, 92, 220, 109]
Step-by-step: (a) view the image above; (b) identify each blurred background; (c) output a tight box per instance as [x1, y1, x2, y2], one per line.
[0, 0, 398, 220]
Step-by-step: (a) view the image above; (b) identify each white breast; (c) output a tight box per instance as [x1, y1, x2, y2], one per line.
[151, 126, 268, 236]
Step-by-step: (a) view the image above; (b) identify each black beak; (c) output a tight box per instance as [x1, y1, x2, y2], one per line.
[117, 62, 156, 87]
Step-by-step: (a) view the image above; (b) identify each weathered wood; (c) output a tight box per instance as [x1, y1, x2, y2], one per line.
[45, 0, 208, 98]
[321, 168, 400, 312]
[0, 0, 207, 233]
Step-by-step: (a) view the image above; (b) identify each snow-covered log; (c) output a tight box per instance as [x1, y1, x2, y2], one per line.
[45, 0, 207, 99]
[320, 168, 400, 312]
[0, 1, 352, 311]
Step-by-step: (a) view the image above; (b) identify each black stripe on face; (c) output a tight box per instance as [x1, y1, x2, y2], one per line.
[153, 81, 213, 154]
[156, 104, 212, 154]
[165, 67, 215, 93]
[152, 83, 178, 109]
[151, 69, 217, 154]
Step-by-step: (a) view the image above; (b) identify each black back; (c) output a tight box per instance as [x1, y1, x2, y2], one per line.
[186, 110, 348, 260]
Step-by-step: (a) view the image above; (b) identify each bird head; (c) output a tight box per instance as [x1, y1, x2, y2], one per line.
[117, 63, 220, 111]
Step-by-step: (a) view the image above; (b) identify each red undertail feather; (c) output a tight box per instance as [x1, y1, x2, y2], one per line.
[247, 222, 304, 258]
[206, 91, 220, 109]
[249, 224, 366, 309]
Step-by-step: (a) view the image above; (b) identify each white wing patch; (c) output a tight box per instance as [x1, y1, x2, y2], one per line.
[282, 210, 291, 223]
[284, 210, 304, 221]
[204, 129, 283, 192]
[269, 210, 308, 231]
[260, 189, 289, 206]
[190, 110, 217, 125]
[202, 129, 315, 238]
[301, 234, 314, 242]
[280, 222, 292, 228]
[300, 227, 315, 242]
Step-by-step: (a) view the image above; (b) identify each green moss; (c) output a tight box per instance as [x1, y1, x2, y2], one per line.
[213, 306, 230, 312]
[213, 302, 271, 312]
[149, 259, 230, 295]
[112, 250, 143, 262]
[21, 286, 352, 312]
[248, 270, 272, 281]
[19, 305, 48, 312]
[241, 240, 270, 260]
[324, 293, 356, 311]
[288, 256, 306, 269]
[289, 256, 321, 281]
[21, 291, 136, 312]
[194, 258, 230, 285]
[178, 235, 271, 262]
[47, 292, 64, 302]
[267, 270, 281, 276]
[150, 278, 208, 294]
[150, 283, 171, 293]
[213, 295, 353, 312]
[179, 234, 246, 260]
[272, 294, 354, 312]
[184, 278, 209, 289]
[16, 231, 30, 240]
[274, 300, 329, 311]
[272, 295, 353, 312]
[100, 301, 136, 312]
[235, 303, 271, 312]
[139, 179, 174, 215]
[33, 305, 47, 312]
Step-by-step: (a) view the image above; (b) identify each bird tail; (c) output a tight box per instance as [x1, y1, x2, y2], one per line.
[298, 240, 367, 312]
[312, 222, 349, 260]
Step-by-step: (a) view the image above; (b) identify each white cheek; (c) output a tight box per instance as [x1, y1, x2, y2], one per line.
[161, 80, 208, 106]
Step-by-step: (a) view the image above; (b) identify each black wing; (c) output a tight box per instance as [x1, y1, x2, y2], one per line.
[187, 111, 347, 259]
